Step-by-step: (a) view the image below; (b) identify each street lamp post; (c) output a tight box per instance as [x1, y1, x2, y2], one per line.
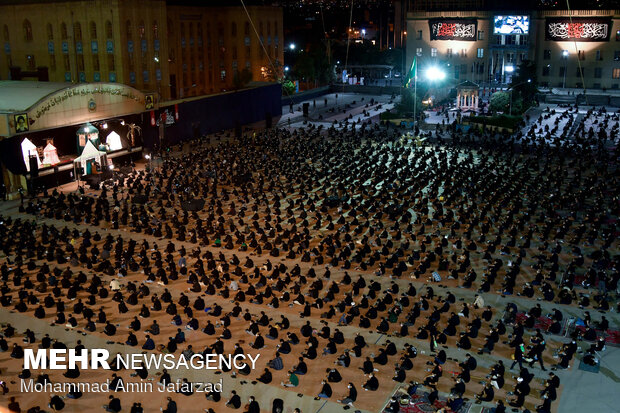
[562, 50, 569, 90]
[508, 79, 531, 116]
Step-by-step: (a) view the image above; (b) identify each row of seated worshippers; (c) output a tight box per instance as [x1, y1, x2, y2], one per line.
[6, 116, 618, 412]
[22, 122, 619, 313]
[0, 217, 582, 412]
[1, 214, 574, 372]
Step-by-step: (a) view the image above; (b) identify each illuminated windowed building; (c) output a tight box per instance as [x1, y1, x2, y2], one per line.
[406, 5, 620, 89]
[0, 0, 283, 101]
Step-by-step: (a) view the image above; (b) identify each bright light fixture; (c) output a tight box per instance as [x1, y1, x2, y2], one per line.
[505, 65, 515, 73]
[425, 66, 446, 81]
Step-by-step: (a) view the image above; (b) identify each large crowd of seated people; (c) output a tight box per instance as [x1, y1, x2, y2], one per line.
[0, 106, 617, 413]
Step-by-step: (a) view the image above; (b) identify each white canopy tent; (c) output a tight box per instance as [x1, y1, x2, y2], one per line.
[106, 131, 123, 151]
[42, 142, 60, 165]
[21, 138, 41, 172]
[73, 140, 107, 177]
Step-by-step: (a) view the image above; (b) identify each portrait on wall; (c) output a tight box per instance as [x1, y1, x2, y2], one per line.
[145, 94, 154, 110]
[15, 114, 29, 132]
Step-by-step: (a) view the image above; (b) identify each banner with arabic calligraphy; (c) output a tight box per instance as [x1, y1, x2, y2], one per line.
[545, 17, 612, 42]
[429, 18, 477, 41]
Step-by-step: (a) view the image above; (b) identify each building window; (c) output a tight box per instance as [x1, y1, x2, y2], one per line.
[595, 50, 602, 61]
[613, 68, 620, 79]
[77, 54, 84, 71]
[220, 69, 226, 80]
[3, 25, 8, 41]
[245, 22, 250, 36]
[575, 67, 584, 77]
[477, 48, 483, 58]
[138, 21, 145, 39]
[26, 54, 35, 70]
[431, 48, 437, 57]
[594, 67, 602, 78]
[447, 48, 452, 58]
[244, 36, 250, 46]
[90, 21, 97, 39]
[106, 21, 112, 39]
[232, 22, 237, 37]
[578, 50, 585, 60]
[416, 30, 422, 40]
[126, 21, 132, 38]
[153, 21, 158, 39]
[63, 55, 70, 71]
[23, 20, 33, 42]
[543, 50, 551, 60]
[542, 65, 550, 76]
[107, 53, 115, 71]
[92, 54, 100, 71]
[61, 23, 67, 40]
[49, 54, 56, 71]
[74, 22, 82, 41]
[232, 46, 237, 59]
[47, 23, 53, 40]
[477, 30, 484, 40]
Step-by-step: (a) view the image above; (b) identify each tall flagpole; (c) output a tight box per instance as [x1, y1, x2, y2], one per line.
[413, 57, 417, 130]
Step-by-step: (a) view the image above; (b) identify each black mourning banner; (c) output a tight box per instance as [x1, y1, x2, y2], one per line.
[545, 17, 612, 42]
[429, 18, 477, 41]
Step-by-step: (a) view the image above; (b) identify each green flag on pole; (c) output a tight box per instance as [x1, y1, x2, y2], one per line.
[405, 56, 416, 88]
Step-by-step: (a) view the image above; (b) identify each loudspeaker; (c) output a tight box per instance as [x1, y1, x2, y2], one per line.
[265, 112, 272, 129]
[29, 156, 39, 177]
[303, 102, 309, 117]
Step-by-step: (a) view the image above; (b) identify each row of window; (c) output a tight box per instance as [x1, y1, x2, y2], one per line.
[416, 47, 486, 59]
[416, 29, 485, 40]
[4, 21, 114, 43]
[544, 49, 620, 61]
[542, 65, 620, 79]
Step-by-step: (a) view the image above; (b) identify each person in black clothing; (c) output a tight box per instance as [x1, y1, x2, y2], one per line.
[226, 390, 241, 409]
[162, 397, 177, 413]
[362, 373, 379, 391]
[317, 380, 332, 398]
[105, 395, 121, 412]
[49, 394, 65, 411]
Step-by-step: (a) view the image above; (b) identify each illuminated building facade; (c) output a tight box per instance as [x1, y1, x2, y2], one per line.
[0, 0, 283, 101]
[406, 8, 620, 89]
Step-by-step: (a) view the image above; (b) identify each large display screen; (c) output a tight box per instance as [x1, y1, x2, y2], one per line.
[545, 17, 612, 42]
[428, 18, 477, 41]
[494, 16, 529, 35]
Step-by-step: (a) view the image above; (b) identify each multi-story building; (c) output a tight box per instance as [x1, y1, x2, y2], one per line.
[406, 5, 620, 89]
[0, 0, 283, 101]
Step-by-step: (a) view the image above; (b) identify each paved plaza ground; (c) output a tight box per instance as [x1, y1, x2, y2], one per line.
[0, 90, 618, 413]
